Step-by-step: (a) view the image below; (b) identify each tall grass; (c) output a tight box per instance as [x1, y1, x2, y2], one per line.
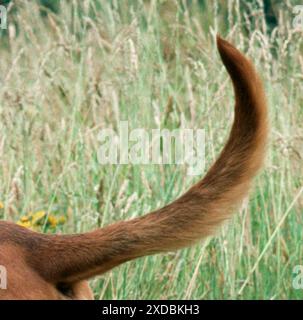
[0, 0, 302, 299]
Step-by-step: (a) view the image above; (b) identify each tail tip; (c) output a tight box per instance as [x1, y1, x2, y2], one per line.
[216, 34, 235, 53]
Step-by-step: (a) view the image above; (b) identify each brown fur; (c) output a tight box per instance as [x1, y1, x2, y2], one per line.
[0, 36, 267, 300]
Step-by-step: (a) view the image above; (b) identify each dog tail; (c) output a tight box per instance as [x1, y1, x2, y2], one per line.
[9, 36, 268, 284]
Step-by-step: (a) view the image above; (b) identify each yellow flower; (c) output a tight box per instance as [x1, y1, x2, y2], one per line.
[58, 216, 67, 225]
[0, 201, 4, 209]
[48, 215, 58, 228]
[17, 220, 32, 229]
[17, 209, 68, 230]
[32, 211, 46, 225]
[20, 215, 30, 222]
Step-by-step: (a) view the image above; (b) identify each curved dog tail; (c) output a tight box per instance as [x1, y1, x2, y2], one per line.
[9, 36, 268, 284]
